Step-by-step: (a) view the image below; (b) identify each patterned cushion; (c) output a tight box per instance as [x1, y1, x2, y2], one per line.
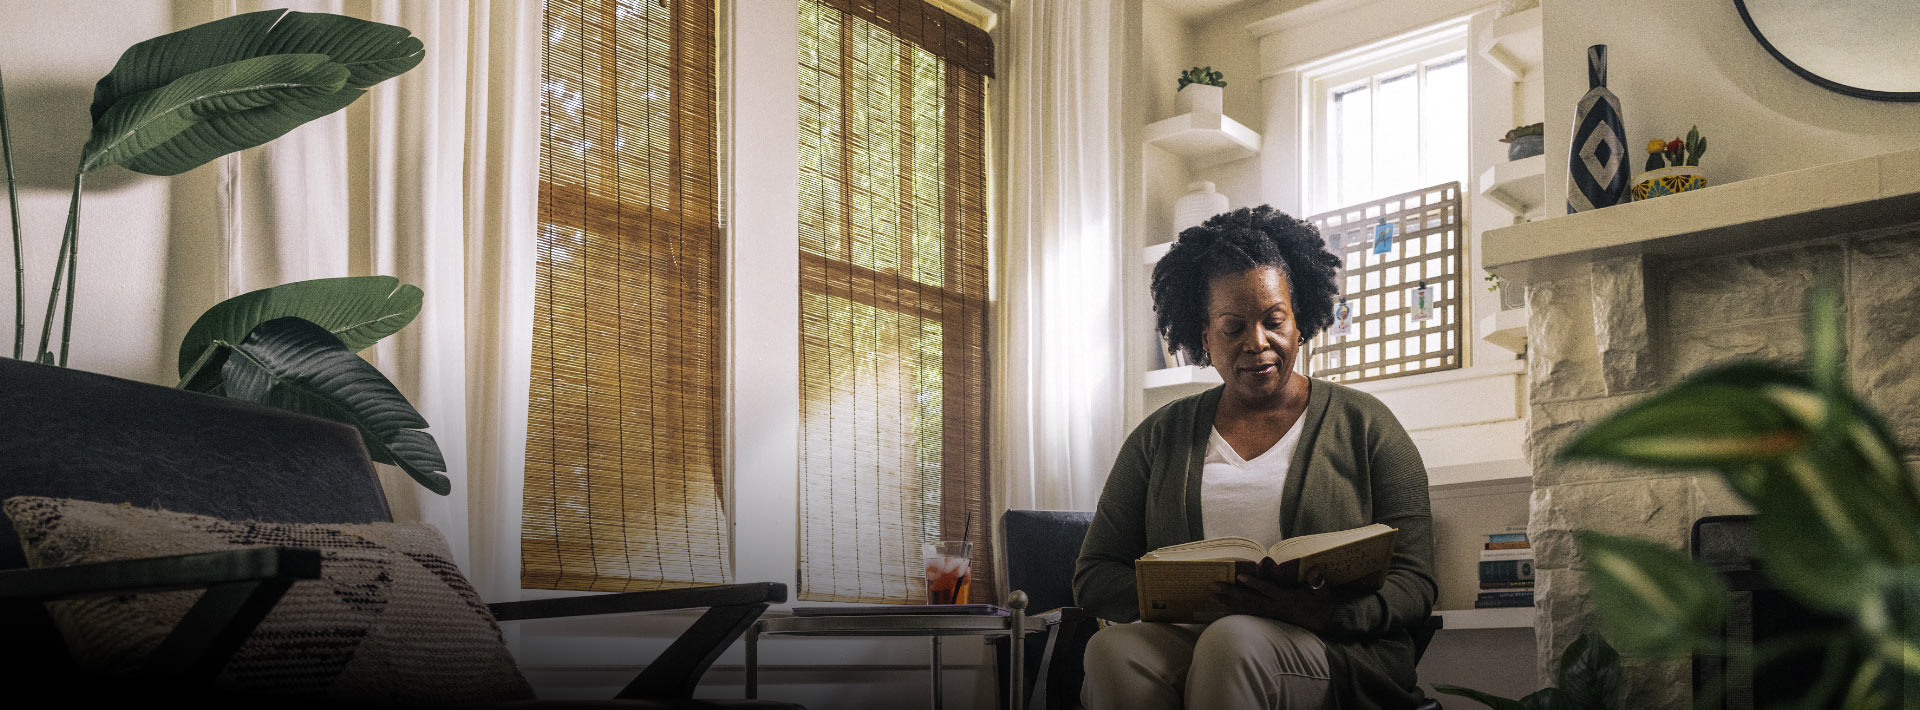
[3, 496, 535, 705]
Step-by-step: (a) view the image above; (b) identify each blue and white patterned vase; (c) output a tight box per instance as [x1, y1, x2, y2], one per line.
[1567, 45, 1626, 213]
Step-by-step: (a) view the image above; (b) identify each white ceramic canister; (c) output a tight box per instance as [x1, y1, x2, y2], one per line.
[1173, 181, 1229, 236]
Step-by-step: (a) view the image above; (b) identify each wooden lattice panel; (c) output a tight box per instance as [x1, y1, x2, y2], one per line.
[1306, 182, 1463, 383]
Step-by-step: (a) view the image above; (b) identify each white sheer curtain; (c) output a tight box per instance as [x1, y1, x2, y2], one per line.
[214, 0, 539, 602]
[996, 0, 1127, 513]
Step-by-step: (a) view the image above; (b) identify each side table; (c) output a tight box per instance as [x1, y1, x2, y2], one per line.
[745, 590, 1037, 710]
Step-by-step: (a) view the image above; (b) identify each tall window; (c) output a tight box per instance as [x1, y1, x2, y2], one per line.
[1300, 21, 1469, 383]
[797, 0, 993, 604]
[522, 0, 728, 592]
[1306, 24, 1468, 214]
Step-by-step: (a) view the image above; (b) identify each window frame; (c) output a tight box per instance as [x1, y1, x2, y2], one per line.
[1299, 18, 1470, 216]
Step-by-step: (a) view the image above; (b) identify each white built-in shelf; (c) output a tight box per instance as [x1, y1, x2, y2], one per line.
[1485, 148, 1920, 286]
[1143, 241, 1173, 267]
[1480, 7, 1543, 81]
[1144, 112, 1261, 170]
[1478, 306, 1529, 354]
[1144, 365, 1222, 391]
[1478, 155, 1546, 218]
[1435, 607, 1534, 630]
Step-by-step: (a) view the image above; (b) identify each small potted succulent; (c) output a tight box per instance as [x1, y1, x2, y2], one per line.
[1500, 122, 1544, 161]
[1633, 125, 1707, 200]
[1175, 65, 1226, 116]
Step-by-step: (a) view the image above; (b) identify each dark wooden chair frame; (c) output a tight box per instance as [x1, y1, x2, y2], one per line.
[0, 546, 784, 700]
[0, 546, 785, 700]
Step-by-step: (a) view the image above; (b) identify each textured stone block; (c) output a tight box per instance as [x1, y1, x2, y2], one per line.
[1850, 228, 1920, 454]
[1529, 478, 1693, 571]
[1590, 256, 1661, 394]
[1535, 570, 1692, 709]
[1528, 277, 1605, 403]
[1687, 473, 1755, 523]
[1664, 242, 1843, 329]
[1666, 318, 1807, 379]
[1527, 395, 1651, 487]
[1532, 567, 1595, 687]
[1620, 657, 1691, 710]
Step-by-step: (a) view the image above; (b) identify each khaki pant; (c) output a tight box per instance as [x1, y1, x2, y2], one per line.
[1081, 615, 1333, 710]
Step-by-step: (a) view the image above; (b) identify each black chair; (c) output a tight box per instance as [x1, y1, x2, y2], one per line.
[0, 356, 798, 708]
[994, 509, 1442, 710]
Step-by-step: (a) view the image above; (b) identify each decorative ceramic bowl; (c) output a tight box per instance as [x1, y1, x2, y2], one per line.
[1631, 166, 1707, 200]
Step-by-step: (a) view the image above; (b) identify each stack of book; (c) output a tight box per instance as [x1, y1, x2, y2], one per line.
[1475, 527, 1534, 608]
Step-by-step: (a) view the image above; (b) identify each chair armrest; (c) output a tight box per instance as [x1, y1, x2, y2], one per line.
[0, 547, 323, 602]
[488, 583, 787, 700]
[0, 547, 323, 683]
[486, 582, 787, 622]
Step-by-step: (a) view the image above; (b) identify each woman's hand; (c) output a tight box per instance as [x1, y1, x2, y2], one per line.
[1209, 558, 1336, 632]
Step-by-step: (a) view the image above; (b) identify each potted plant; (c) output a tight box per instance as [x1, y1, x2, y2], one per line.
[1632, 125, 1707, 200]
[1175, 65, 1226, 116]
[1500, 122, 1544, 161]
[1, 11, 451, 495]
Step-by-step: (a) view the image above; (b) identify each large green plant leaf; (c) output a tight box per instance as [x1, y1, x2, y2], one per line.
[1560, 363, 1813, 470]
[82, 54, 347, 173]
[221, 317, 448, 495]
[178, 276, 423, 379]
[86, 9, 423, 175]
[1555, 632, 1621, 710]
[1578, 532, 1727, 658]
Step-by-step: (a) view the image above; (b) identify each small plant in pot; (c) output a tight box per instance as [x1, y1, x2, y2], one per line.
[1500, 122, 1544, 161]
[1633, 125, 1707, 200]
[1175, 65, 1226, 116]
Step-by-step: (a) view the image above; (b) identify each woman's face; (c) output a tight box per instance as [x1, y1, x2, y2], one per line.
[1204, 266, 1299, 404]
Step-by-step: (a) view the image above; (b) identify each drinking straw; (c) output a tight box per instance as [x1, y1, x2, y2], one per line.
[961, 512, 973, 544]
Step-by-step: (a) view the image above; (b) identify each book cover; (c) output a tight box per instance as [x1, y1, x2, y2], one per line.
[1480, 547, 1535, 562]
[1135, 524, 1397, 623]
[1479, 559, 1535, 583]
[1477, 579, 1536, 590]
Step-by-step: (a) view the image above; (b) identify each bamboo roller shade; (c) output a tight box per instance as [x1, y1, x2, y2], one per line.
[1306, 183, 1464, 384]
[798, 0, 993, 604]
[522, 0, 728, 592]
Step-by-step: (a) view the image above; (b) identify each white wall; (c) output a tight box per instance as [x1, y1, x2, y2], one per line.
[0, 1, 224, 384]
[1542, 0, 1920, 211]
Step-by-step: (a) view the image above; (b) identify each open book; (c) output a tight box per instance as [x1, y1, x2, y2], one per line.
[1135, 523, 1397, 623]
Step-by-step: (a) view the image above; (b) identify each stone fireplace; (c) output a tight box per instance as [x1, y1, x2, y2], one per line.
[1486, 149, 1920, 707]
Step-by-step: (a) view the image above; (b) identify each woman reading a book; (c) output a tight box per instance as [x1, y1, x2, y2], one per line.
[1075, 206, 1436, 710]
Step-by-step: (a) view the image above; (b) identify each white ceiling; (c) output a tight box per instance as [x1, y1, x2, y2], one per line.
[1148, 0, 1270, 22]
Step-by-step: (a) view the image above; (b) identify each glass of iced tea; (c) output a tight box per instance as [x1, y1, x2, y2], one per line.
[922, 540, 974, 604]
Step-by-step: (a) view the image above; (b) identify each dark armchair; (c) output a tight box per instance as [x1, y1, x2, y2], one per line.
[994, 509, 1442, 710]
[0, 357, 796, 708]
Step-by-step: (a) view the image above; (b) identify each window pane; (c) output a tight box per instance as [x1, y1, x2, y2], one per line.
[1332, 84, 1371, 208]
[1372, 69, 1418, 199]
[1421, 57, 1467, 188]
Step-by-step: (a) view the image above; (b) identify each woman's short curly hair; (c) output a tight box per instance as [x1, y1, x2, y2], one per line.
[1150, 205, 1341, 366]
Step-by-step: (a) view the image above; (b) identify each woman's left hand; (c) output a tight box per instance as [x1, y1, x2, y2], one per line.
[1209, 558, 1335, 632]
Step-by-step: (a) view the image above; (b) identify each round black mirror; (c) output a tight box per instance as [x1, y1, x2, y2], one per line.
[1733, 0, 1920, 101]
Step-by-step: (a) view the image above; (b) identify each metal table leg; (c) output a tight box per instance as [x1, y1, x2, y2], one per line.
[745, 622, 759, 699]
[930, 635, 943, 710]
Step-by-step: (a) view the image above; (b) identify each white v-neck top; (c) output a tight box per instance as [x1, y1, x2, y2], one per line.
[1201, 414, 1305, 546]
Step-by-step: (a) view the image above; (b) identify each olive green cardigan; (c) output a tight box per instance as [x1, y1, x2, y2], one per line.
[1073, 381, 1437, 710]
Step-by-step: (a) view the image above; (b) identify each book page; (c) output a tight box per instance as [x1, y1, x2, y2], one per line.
[1140, 537, 1267, 562]
[1265, 523, 1395, 563]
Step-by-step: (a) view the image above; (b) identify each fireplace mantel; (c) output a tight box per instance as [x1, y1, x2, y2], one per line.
[1484, 148, 1920, 285]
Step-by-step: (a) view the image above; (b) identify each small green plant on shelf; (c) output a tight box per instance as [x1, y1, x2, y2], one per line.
[1176, 66, 1225, 90]
[1644, 125, 1706, 171]
[1434, 631, 1621, 710]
